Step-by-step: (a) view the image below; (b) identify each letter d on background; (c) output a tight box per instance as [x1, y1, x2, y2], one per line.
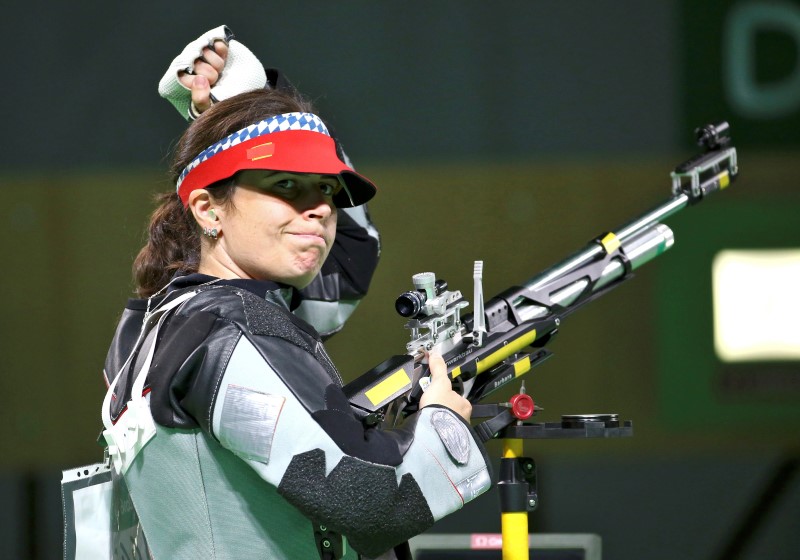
[724, 1, 800, 119]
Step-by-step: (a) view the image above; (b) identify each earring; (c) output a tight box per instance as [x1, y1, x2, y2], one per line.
[203, 209, 219, 239]
[202, 227, 219, 240]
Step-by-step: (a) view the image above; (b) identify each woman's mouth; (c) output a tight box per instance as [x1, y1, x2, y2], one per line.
[289, 231, 327, 245]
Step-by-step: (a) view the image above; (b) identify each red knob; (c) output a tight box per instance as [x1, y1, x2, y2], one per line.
[509, 393, 535, 420]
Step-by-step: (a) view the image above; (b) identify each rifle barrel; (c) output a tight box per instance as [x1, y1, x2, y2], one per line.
[524, 192, 688, 295]
[513, 194, 683, 324]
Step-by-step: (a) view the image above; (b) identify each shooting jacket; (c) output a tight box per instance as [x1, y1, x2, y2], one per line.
[103, 279, 492, 559]
[102, 226, 491, 560]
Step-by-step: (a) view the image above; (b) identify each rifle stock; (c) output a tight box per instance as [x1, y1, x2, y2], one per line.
[344, 123, 739, 427]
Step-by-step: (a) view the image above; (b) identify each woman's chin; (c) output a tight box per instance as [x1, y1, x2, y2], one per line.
[284, 267, 322, 290]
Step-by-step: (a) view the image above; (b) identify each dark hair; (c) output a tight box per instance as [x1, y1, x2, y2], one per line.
[132, 89, 315, 298]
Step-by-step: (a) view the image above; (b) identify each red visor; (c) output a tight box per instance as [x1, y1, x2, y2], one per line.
[177, 127, 376, 208]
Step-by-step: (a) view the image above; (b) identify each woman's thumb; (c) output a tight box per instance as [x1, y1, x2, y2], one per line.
[427, 353, 448, 381]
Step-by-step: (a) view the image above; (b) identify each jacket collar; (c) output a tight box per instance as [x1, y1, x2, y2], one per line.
[167, 273, 302, 311]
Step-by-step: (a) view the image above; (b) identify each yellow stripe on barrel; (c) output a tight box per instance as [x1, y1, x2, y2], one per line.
[475, 330, 538, 375]
[600, 232, 621, 254]
[719, 170, 730, 189]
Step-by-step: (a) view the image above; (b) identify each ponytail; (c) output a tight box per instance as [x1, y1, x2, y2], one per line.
[132, 192, 200, 298]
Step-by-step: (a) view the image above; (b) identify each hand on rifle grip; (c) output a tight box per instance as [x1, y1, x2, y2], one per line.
[419, 353, 472, 423]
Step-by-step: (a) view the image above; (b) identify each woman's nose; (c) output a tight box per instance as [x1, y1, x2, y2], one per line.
[303, 189, 334, 219]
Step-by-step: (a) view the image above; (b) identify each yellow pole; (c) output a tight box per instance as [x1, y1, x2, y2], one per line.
[501, 438, 529, 560]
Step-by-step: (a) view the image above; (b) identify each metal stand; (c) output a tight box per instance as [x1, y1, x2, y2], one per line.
[474, 398, 633, 560]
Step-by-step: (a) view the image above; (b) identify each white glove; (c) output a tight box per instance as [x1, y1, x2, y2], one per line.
[158, 25, 267, 120]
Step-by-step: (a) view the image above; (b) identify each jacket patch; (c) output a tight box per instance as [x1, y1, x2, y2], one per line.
[278, 449, 433, 558]
[431, 410, 470, 465]
[219, 384, 285, 463]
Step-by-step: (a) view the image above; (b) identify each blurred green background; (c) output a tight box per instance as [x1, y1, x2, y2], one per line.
[2, 1, 799, 558]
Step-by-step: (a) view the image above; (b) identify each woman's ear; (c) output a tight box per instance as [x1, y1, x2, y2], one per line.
[187, 190, 219, 234]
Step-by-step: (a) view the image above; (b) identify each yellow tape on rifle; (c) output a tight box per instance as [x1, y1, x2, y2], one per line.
[719, 170, 730, 189]
[514, 355, 531, 377]
[365, 368, 412, 406]
[476, 330, 538, 375]
[600, 232, 621, 254]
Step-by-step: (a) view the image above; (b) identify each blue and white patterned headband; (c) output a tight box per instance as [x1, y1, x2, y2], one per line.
[176, 112, 331, 196]
[175, 111, 376, 208]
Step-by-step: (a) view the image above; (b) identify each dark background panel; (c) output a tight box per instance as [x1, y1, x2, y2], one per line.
[3, 1, 679, 169]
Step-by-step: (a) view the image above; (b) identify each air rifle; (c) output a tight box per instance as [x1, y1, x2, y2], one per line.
[344, 122, 738, 435]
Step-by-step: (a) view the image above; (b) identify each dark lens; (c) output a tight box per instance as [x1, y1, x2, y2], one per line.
[395, 290, 426, 317]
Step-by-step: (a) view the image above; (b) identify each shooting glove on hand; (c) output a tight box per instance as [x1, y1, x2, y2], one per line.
[157, 25, 268, 120]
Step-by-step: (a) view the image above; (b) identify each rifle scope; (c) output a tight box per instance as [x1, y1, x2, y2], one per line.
[395, 275, 449, 318]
